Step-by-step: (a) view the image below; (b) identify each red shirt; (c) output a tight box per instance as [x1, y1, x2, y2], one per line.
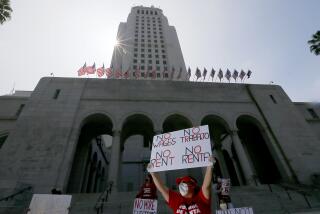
[168, 189, 211, 214]
[136, 183, 158, 199]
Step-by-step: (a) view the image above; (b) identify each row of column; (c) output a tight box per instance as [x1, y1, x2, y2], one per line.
[107, 129, 257, 191]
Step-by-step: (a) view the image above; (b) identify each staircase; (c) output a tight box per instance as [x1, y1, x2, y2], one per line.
[1, 184, 320, 214]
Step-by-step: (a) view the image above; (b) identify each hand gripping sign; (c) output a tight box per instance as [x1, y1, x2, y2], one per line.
[148, 125, 213, 172]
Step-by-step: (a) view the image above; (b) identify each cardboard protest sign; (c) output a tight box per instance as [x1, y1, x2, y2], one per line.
[148, 125, 212, 172]
[133, 198, 157, 214]
[221, 178, 231, 196]
[216, 207, 254, 214]
[27, 194, 72, 214]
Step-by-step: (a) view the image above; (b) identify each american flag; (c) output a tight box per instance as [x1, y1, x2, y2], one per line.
[195, 67, 201, 80]
[106, 68, 113, 78]
[152, 69, 157, 79]
[225, 69, 231, 81]
[210, 68, 215, 80]
[77, 63, 86, 76]
[97, 64, 105, 77]
[187, 67, 191, 80]
[239, 70, 246, 80]
[135, 66, 140, 79]
[85, 63, 96, 74]
[232, 70, 239, 81]
[218, 69, 223, 81]
[115, 70, 122, 79]
[123, 68, 130, 79]
[202, 68, 208, 80]
[247, 70, 252, 78]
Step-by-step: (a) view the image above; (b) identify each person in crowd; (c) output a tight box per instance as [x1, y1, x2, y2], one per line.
[148, 157, 215, 214]
[216, 177, 233, 209]
[136, 174, 157, 199]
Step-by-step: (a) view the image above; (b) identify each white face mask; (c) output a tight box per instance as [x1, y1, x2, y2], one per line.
[179, 183, 189, 196]
[220, 203, 227, 210]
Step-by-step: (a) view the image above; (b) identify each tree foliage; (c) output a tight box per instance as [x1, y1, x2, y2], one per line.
[308, 31, 320, 56]
[0, 0, 12, 25]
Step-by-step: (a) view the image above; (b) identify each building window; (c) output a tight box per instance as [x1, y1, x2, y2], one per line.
[141, 59, 145, 63]
[142, 72, 145, 77]
[141, 48, 144, 52]
[155, 49, 158, 53]
[162, 55, 166, 59]
[16, 104, 25, 117]
[155, 11, 158, 15]
[141, 54, 145, 57]
[141, 65, 145, 70]
[134, 53, 137, 57]
[133, 65, 137, 69]
[308, 108, 319, 119]
[269, 95, 277, 104]
[137, 10, 140, 14]
[148, 60, 152, 64]
[53, 89, 60, 99]
[157, 73, 160, 78]
[156, 66, 160, 71]
[146, 10, 148, 15]
[133, 59, 137, 63]
[156, 60, 159, 64]
[148, 54, 152, 58]
[141, 39, 144, 42]
[155, 55, 159, 58]
[161, 49, 165, 53]
[148, 49, 151, 52]
[163, 60, 167, 64]
[150, 11, 153, 15]
[134, 48, 138, 52]
[155, 44, 158, 48]
[141, 10, 144, 14]
[164, 73, 169, 78]
[161, 40, 164, 44]
[134, 43, 138, 47]
[154, 40, 157, 43]
[148, 44, 151, 47]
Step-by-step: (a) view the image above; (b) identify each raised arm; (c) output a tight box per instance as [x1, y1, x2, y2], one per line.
[149, 171, 169, 202]
[202, 157, 215, 200]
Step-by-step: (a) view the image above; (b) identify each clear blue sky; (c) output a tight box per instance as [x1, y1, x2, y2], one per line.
[0, 0, 319, 101]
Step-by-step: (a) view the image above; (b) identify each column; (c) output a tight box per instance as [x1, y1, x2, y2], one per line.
[230, 130, 256, 185]
[215, 148, 230, 179]
[108, 130, 121, 191]
[231, 157, 244, 185]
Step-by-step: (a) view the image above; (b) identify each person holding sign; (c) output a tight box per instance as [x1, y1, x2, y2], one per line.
[136, 174, 158, 199]
[148, 157, 215, 214]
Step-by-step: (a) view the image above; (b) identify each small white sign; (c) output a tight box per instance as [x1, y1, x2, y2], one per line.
[148, 125, 213, 172]
[27, 194, 72, 214]
[221, 178, 231, 196]
[133, 198, 157, 214]
[216, 207, 254, 214]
